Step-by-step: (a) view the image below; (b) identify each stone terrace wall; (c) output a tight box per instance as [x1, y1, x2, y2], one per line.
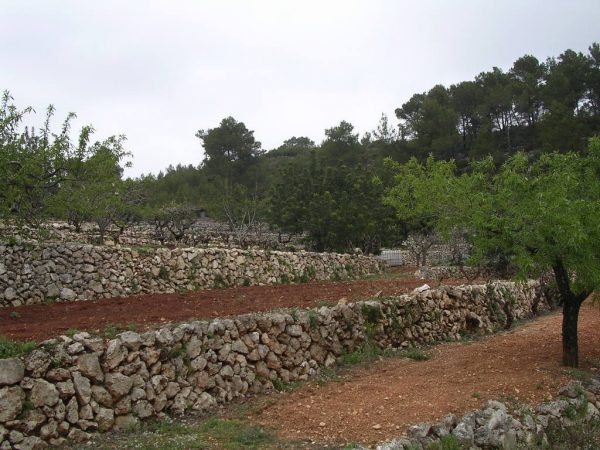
[0, 243, 382, 307]
[0, 281, 553, 448]
[0, 220, 305, 251]
[375, 378, 600, 450]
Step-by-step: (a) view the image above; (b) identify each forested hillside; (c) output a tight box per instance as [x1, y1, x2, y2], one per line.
[2, 43, 600, 254]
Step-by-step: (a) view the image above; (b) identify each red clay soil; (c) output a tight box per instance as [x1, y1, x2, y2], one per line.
[253, 302, 600, 447]
[0, 269, 461, 342]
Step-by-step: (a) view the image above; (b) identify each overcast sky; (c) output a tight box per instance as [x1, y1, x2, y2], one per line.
[1, 1, 599, 177]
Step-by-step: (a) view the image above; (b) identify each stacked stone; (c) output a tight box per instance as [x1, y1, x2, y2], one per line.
[0, 244, 383, 307]
[0, 281, 551, 448]
[374, 378, 600, 450]
[0, 221, 304, 251]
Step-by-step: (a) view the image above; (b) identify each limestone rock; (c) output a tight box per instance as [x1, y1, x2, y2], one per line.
[77, 354, 104, 383]
[91, 385, 113, 407]
[72, 372, 92, 405]
[30, 379, 59, 407]
[67, 428, 91, 443]
[95, 407, 115, 431]
[0, 358, 25, 386]
[105, 339, 126, 369]
[119, 331, 142, 351]
[59, 288, 76, 301]
[0, 386, 25, 421]
[24, 350, 51, 378]
[105, 373, 133, 399]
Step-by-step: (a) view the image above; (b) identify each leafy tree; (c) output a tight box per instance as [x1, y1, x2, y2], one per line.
[50, 132, 131, 233]
[196, 117, 263, 183]
[320, 120, 364, 166]
[0, 92, 131, 233]
[385, 139, 600, 367]
[270, 153, 400, 253]
[0, 95, 70, 226]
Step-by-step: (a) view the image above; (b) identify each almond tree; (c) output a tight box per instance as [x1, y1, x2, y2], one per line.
[385, 138, 600, 367]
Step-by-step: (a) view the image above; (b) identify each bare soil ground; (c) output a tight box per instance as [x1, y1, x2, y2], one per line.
[0, 268, 469, 341]
[252, 301, 600, 447]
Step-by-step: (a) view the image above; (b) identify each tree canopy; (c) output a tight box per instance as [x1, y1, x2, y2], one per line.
[384, 138, 600, 367]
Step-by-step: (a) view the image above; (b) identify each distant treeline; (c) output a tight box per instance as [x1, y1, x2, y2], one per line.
[2, 43, 599, 253]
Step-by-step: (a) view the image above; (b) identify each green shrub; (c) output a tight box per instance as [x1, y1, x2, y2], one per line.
[0, 336, 37, 359]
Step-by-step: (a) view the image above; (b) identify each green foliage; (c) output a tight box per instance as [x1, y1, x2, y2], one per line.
[103, 323, 137, 339]
[17, 399, 34, 420]
[428, 435, 464, 450]
[157, 266, 169, 280]
[0, 91, 133, 229]
[396, 44, 600, 164]
[213, 274, 228, 288]
[271, 378, 299, 393]
[199, 418, 274, 449]
[196, 116, 263, 182]
[361, 303, 382, 325]
[528, 416, 600, 449]
[268, 151, 402, 254]
[398, 348, 431, 361]
[0, 335, 37, 358]
[386, 138, 600, 366]
[308, 310, 319, 330]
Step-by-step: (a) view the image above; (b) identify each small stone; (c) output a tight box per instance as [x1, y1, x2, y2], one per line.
[319, 422, 326, 427]
[372, 424, 382, 430]
[4, 287, 16, 301]
[89, 280, 104, 294]
[67, 428, 91, 443]
[59, 288, 76, 301]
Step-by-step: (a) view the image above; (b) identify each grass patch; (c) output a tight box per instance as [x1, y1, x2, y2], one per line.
[316, 299, 336, 308]
[315, 366, 344, 386]
[0, 335, 37, 358]
[340, 340, 382, 365]
[525, 416, 600, 449]
[103, 322, 137, 339]
[64, 328, 81, 337]
[397, 348, 431, 361]
[271, 378, 300, 393]
[428, 434, 464, 450]
[55, 417, 276, 450]
[564, 367, 594, 382]
[199, 418, 275, 449]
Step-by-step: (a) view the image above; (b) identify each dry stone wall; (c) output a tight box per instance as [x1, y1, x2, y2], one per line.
[0, 220, 304, 251]
[0, 281, 553, 448]
[0, 243, 382, 307]
[374, 378, 600, 450]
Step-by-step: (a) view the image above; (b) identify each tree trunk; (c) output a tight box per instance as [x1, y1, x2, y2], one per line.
[562, 298, 581, 367]
[553, 260, 589, 367]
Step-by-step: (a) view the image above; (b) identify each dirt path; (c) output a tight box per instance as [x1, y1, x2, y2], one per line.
[0, 269, 465, 341]
[253, 302, 600, 447]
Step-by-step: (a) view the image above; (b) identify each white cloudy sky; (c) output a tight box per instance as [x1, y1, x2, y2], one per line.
[1, 1, 599, 177]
